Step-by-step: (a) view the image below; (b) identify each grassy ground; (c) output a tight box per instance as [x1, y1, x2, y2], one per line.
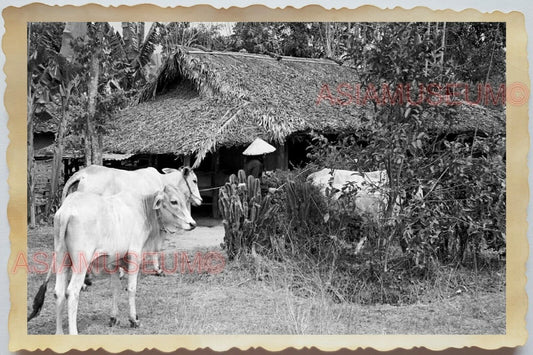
[26, 226, 505, 335]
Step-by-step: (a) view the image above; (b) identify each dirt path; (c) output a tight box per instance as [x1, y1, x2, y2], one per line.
[165, 218, 224, 251]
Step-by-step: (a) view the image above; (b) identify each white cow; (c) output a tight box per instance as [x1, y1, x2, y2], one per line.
[28, 185, 194, 334]
[62, 165, 202, 207]
[62, 165, 202, 275]
[307, 168, 400, 221]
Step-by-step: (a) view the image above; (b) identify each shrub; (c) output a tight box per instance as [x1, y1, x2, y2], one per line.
[218, 170, 278, 260]
[259, 169, 405, 303]
[306, 128, 506, 274]
[260, 169, 360, 261]
[257, 137, 506, 304]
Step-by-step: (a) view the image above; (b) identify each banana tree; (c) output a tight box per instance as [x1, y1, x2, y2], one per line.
[27, 22, 66, 223]
[40, 56, 79, 215]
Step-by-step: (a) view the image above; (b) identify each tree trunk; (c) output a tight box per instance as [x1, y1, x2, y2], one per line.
[425, 22, 430, 76]
[27, 80, 36, 227]
[95, 131, 103, 165]
[440, 22, 446, 71]
[84, 112, 95, 166]
[27, 97, 36, 227]
[46, 97, 69, 216]
[484, 24, 499, 86]
[324, 23, 333, 58]
[27, 24, 36, 227]
[85, 22, 103, 166]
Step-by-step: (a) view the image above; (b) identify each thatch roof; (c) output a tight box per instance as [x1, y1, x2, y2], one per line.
[104, 47, 369, 161]
[104, 46, 505, 163]
[34, 109, 58, 133]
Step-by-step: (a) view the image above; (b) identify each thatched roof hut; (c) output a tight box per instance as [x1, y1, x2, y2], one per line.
[104, 47, 365, 165]
[104, 46, 504, 167]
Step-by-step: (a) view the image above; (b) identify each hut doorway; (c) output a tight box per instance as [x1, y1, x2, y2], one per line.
[287, 133, 313, 168]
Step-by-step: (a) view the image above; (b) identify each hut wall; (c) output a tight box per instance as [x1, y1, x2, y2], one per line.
[218, 146, 245, 175]
[264, 143, 288, 171]
[287, 133, 312, 168]
[34, 132, 55, 151]
[34, 158, 52, 216]
[189, 153, 217, 216]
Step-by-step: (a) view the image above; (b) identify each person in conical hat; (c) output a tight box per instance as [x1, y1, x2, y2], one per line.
[244, 155, 264, 179]
[242, 138, 276, 179]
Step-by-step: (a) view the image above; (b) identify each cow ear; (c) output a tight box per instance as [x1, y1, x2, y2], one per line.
[162, 168, 178, 174]
[153, 192, 164, 210]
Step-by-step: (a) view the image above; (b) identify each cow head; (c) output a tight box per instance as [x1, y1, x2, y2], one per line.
[162, 167, 203, 207]
[153, 185, 197, 232]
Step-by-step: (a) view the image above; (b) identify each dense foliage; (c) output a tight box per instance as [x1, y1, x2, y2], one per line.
[343, 22, 505, 269]
[230, 22, 505, 84]
[226, 22, 506, 304]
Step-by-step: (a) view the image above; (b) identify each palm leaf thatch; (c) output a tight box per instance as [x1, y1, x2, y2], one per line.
[104, 46, 504, 162]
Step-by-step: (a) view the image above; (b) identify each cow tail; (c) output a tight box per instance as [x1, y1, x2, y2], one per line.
[27, 266, 52, 322]
[28, 212, 68, 322]
[61, 170, 84, 202]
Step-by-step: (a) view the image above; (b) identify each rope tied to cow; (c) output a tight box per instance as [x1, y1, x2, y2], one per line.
[199, 186, 224, 192]
[198, 167, 313, 193]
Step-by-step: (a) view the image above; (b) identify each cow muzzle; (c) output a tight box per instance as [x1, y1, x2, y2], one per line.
[178, 218, 196, 231]
[190, 196, 203, 207]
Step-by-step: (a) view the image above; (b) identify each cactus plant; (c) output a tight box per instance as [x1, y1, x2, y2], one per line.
[219, 169, 278, 260]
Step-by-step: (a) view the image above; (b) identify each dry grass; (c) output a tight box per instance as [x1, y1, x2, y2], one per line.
[26, 226, 505, 335]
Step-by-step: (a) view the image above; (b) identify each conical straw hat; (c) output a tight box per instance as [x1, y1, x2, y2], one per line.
[242, 138, 276, 156]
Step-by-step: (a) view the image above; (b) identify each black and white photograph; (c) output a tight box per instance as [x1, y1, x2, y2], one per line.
[22, 19, 509, 338]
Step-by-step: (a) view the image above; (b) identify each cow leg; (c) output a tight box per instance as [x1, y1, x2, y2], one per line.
[109, 271, 120, 327]
[82, 272, 93, 291]
[66, 269, 86, 335]
[54, 263, 68, 335]
[66, 250, 91, 335]
[127, 260, 140, 328]
[153, 237, 165, 276]
[153, 253, 164, 276]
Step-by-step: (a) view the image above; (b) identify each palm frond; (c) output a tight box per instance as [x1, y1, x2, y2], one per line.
[193, 102, 249, 168]
[132, 22, 159, 70]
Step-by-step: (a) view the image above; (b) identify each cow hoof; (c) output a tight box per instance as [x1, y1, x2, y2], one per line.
[155, 270, 165, 277]
[81, 284, 88, 292]
[129, 316, 140, 328]
[109, 317, 119, 327]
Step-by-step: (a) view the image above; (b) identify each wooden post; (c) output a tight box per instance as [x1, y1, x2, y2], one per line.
[183, 154, 191, 167]
[277, 143, 289, 170]
[212, 151, 220, 218]
[283, 143, 289, 170]
[63, 158, 68, 182]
